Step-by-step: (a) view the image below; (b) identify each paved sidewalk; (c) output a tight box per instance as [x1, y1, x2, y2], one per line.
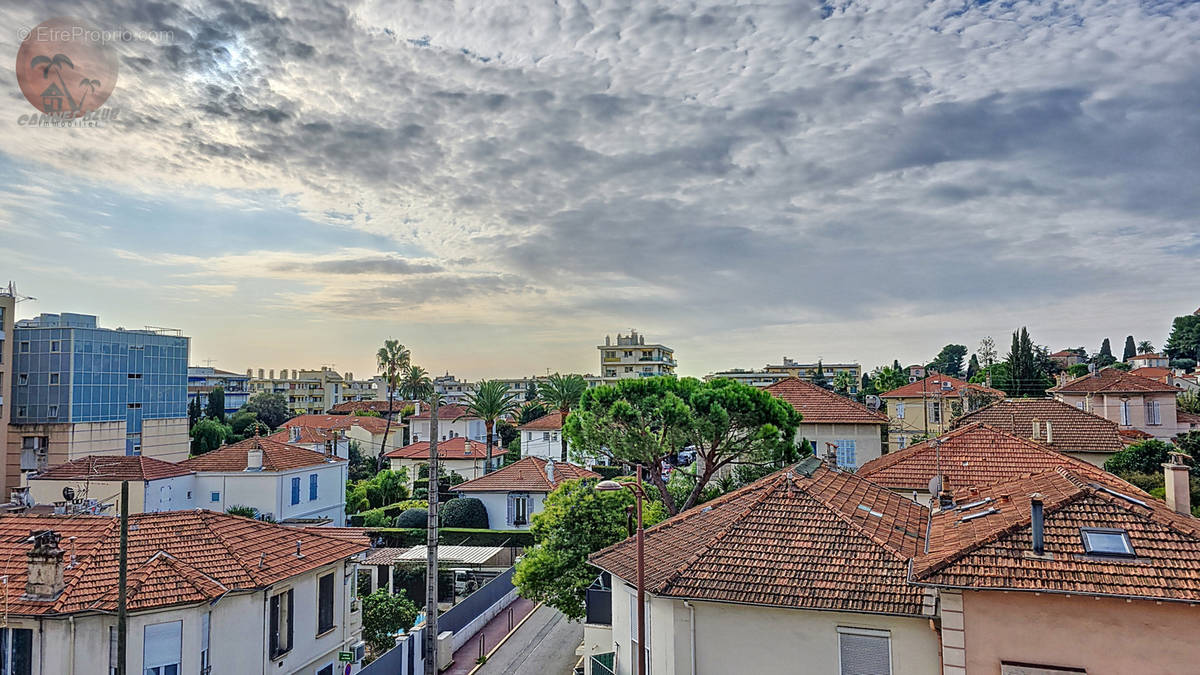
[474, 603, 582, 675]
[444, 596, 537, 675]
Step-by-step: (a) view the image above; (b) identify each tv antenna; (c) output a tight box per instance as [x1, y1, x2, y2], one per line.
[3, 282, 35, 303]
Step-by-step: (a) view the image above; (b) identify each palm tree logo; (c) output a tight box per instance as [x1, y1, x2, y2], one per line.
[29, 54, 86, 114]
[15, 17, 119, 118]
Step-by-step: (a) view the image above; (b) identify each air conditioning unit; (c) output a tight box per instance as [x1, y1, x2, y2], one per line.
[941, 381, 953, 391]
[352, 642, 365, 662]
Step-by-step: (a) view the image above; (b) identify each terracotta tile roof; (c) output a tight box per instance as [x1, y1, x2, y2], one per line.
[455, 457, 599, 493]
[384, 436, 497, 460]
[880, 374, 1005, 400]
[407, 404, 479, 421]
[1180, 412, 1200, 427]
[31, 455, 192, 482]
[952, 398, 1127, 456]
[281, 414, 398, 435]
[857, 424, 1145, 496]
[267, 427, 339, 445]
[1118, 428, 1155, 443]
[299, 526, 373, 547]
[1050, 350, 1081, 358]
[517, 411, 565, 431]
[1127, 353, 1166, 361]
[1130, 367, 1173, 381]
[912, 467, 1200, 602]
[362, 547, 410, 566]
[762, 377, 887, 424]
[590, 460, 930, 616]
[0, 510, 367, 616]
[327, 399, 417, 415]
[179, 437, 342, 473]
[1049, 368, 1178, 394]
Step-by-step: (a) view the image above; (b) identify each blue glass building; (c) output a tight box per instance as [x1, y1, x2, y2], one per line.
[11, 313, 189, 455]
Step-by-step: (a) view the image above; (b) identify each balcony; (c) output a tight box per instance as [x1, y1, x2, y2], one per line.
[585, 586, 612, 625]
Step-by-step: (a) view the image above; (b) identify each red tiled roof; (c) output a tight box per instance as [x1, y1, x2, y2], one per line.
[1050, 350, 1080, 358]
[516, 411, 564, 431]
[590, 460, 929, 616]
[762, 377, 886, 424]
[268, 427, 339, 445]
[1127, 353, 1166, 361]
[384, 436, 497, 460]
[857, 424, 1145, 496]
[32, 455, 192, 482]
[455, 457, 599, 493]
[0, 510, 367, 616]
[912, 467, 1200, 602]
[327, 399, 417, 415]
[1049, 368, 1177, 394]
[952, 398, 1127, 456]
[180, 437, 342, 472]
[1118, 428, 1155, 443]
[1130, 367, 1172, 381]
[299, 526, 373, 547]
[1180, 411, 1200, 427]
[880, 374, 1005, 399]
[407, 404, 479, 420]
[281, 414, 398, 435]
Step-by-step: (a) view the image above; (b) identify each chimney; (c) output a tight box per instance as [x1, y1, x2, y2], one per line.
[1045, 421, 1053, 445]
[1164, 452, 1192, 516]
[824, 442, 839, 467]
[1031, 419, 1041, 441]
[24, 530, 65, 600]
[546, 459, 555, 484]
[269, 369, 275, 379]
[289, 426, 301, 443]
[257, 368, 264, 378]
[414, 400, 421, 416]
[247, 446, 264, 471]
[1031, 493, 1045, 556]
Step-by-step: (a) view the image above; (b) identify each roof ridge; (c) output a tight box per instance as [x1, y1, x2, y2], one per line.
[1081, 473, 1200, 539]
[764, 377, 887, 422]
[193, 511, 267, 587]
[52, 518, 120, 612]
[805, 470, 921, 560]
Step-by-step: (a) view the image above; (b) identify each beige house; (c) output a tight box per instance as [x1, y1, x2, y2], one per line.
[385, 436, 501, 485]
[279, 413, 404, 455]
[880, 374, 1005, 452]
[586, 458, 941, 675]
[1049, 367, 1184, 438]
[28, 455, 195, 515]
[762, 377, 887, 469]
[454, 457, 599, 529]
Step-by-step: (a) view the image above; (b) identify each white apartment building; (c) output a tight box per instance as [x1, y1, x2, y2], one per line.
[454, 457, 600, 529]
[247, 366, 347, 415]
[0, 512, 368, 675]
[407, 403, 488, 443]
[598, 330, 676, 383]
[703, 368, 791, 387]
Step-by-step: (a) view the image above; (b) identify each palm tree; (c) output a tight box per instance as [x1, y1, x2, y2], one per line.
[457, 380, 521, 477]
[539, 373, 588, 461]
[397, 365, 432, 445]
[77, 78, 100, 111]
[30, 54, 79, 112]
[1137, 340, 1156, 355]
[375, 340, 411, 471]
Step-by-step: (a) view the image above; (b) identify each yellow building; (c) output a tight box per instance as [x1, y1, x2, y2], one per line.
[880, 374, 1005, 452]
[764, 357, 861, 387]
[598, 330, 676, 383]
[247, 366, 347, 414]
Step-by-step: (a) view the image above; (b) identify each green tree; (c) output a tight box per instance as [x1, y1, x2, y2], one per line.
[226, 504, 257, 518]
[929, 344, 968, 377]
[1138, 340, 1156, 355]
[977, 337, 998, 372]
[1178, 391, 1200, 415]
[514, 476, 665, 620]
[811, 360, 828, 389]
[871, 366, 908, 394]
[1067, 363, 1091, 378]
[1122, 336, 1137, 362]
[188, 396, 202, 431]
[459, 380, 522, 471]
[206, 387, 226, 423]
[347, 440, 374, 482]
[832, 370, 855, 396]
[1165, 315, 1200, 362]
[519, 401, 548, 424]
[1093, 338, 1116, 368]
[440, 497, 489, 528]
[230, 410, 259, 437]
[525, 379, 539, 402]
[1171, 358, 1197, 373]
[394, 508, 427, 528]
[1104, 439, 1178, 476]
[376, 339, 412, 470]
[1004, 327, 1050, 397]
[539, 373, 589, 461]
[361, 590, 419, 656]
[566, 376, 800, 514]
[190, 418, 231, 455]
[966, 354, 981, 380]
[243, 392, 290, 430]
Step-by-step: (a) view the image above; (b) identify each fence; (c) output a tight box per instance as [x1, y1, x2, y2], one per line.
[361, 625, 426, 675]
[440, 565, 517, 635]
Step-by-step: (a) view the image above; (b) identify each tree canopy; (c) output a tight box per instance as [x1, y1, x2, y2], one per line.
[513, 476, 665, 620]
[1165, 315, 1200, 362]
[205, 387, 226, 423]
[870, 366, 908, 395]
[242, 392, 291, 430]
[565, 376, 800, 514]
[1122, 336, 1137, 362]
[190, 418, 231, 455]
[1003, 327, 1052, 397]
[929, 344, 968, 377]
[361, 590, 419, 656]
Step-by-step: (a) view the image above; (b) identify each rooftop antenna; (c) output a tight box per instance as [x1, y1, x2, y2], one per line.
[3, 282, 35, 303]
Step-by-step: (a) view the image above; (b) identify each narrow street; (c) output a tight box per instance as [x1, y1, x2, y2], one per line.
[474, 604, 583, 675]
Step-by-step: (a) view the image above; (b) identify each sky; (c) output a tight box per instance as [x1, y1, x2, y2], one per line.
[1, 0, 1197, 381]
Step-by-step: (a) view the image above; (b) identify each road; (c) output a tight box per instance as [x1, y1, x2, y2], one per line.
[475, 603, 583, 675]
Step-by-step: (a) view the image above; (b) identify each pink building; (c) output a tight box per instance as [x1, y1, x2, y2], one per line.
[1049, 367, 1184, 439]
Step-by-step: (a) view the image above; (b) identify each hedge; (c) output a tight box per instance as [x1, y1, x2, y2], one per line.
[591, 465, 623, 481]
[440, 498, 489, 528]
[367, 527, 535, 549]
[394, 508, 428, 528]
[348, 499, 428, 527]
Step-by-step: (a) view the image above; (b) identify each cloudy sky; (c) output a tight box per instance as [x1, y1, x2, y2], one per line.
[2, 0, 1197, 380]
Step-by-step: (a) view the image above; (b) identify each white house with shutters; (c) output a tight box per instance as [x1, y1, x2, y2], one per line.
[453, 457, 600, 529]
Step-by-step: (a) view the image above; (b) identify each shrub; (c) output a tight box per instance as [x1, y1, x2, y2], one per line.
[394, 508, 428, 528]
[1104, 440, 1178, 476]
[440, 498, 489, 528]
[362, 511, 391, 528]
[226, 505, 257, 519]
[591, 466, 623, 481]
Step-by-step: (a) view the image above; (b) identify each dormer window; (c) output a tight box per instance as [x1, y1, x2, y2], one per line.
[1080, 527, 1135, 557]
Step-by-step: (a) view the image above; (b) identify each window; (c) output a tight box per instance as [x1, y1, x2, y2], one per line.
[629, 592, 650, 674]
[317, 666, 334, 675]
[291, 477, 301, 505]
[18, 341, 28, 353]
[895, 402, 905, 418]
[210, 492, 220, 503]
[542, 432, 550, 441]
[49, 340, 60, 352]
[309, 473, 318, 501]
[838, 627, 890, 675]
[143, 620, 182, 675]
[1120, 400, 1131, 426]
[317, 572, 335, 634]
[16, 407, 26, 418]
[17, 374, 27, 386]
[269, 589, 294, 658]
[200, 613, 211, 675]
[1080, 528, 1135, 557]
[0, 627, 33, 675]
[835, 440, 857, 468]
[928, 402, 942, 424]
[1146, 400, 1161, 425]
[897, 436, 907, 450]
[48, 406, 58, 418]
[509, 494, 530, 526]
[48, 373, 59, 385]
[109, 626, 118, 675]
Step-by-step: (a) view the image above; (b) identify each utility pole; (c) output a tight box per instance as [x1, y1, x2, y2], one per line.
[117, 480, 129, 675]
[424, 397, 440, 675]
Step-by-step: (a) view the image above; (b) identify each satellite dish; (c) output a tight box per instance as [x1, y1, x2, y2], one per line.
[62, 486, 75, 501]
[928, 475, 943, 495]
[865, 395, 881, 410]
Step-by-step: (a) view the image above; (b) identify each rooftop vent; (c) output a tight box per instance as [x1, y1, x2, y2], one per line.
[959, 508, 999, 522]
[856, 504, 884, 518]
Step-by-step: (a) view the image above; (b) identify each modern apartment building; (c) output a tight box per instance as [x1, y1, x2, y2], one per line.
[342, 371, 385, 402]
[247, 366, 346, 414]
[764, 357, 862, 387]
[598, 330, 676, 383]
[0, 292, 14, 496]
[187, 366, 250, 417]
[7, 312, 189, 489]
[704, 368, 791, 387]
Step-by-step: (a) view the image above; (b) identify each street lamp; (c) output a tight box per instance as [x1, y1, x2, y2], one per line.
[596, 465, 647, 675]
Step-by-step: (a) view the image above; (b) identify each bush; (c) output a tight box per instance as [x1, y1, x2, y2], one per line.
[362, 511, 391, 528]
[591, 466, 623, 481]
[1104, 440, 1178, 476]
[394, 508, 428, 528]
[226, 505, 257, 519]
[440, 497, 489, 528]
[348, 499, 429, 526]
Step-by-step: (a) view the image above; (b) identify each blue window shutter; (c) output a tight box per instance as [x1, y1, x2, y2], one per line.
[291, 477, 300, 505]
[309, 473, 318, 501]
[506, 494, 514, 527]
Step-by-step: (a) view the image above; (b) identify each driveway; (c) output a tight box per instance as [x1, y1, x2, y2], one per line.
[474, 604, 583, 675]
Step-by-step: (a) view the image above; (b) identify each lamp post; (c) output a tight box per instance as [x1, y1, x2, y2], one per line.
[596, 465, 647, 675]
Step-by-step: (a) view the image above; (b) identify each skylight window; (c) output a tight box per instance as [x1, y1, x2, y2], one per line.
[857, 504, 883, 518]
[1080, 528, 1135, 557]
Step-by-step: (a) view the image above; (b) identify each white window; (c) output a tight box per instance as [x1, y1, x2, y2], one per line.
[895, 403, 905, 418]
[542, 432, 550, 442]
[1, 627, 34, 675]
[835, 440, 857, 469]
[629, 592, 651, 674]
[143, 620, 182, 675]
[200, 613, 211, 675]
[109, 626, 118, 675]
[897, 436, 907, 450]
[508, 494, 530, 526]
[928, 402, 942, 425]
[1146, 400, 1161, 425]
[1120, 400, 1131, 426]
[838, 626, 891, 675]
